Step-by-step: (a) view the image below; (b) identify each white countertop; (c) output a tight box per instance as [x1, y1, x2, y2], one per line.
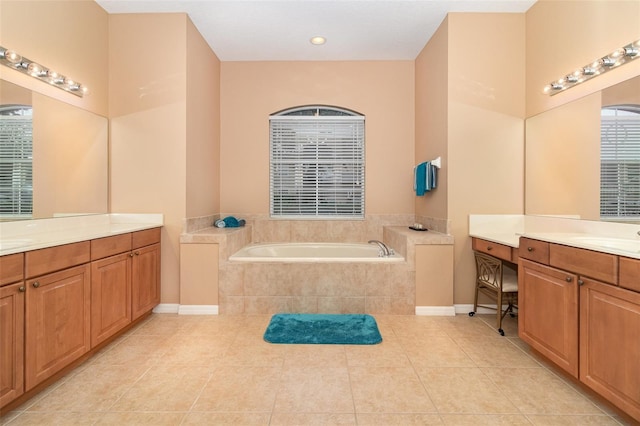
[0, 214, 163, 256]
[469, 215, 640, 260]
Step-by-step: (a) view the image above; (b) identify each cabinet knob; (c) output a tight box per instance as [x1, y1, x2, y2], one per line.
[32, 281, 40, 288]
[134, 251, 140, 256]
[129, 253, 135, 257]
[527, 247, 534, 252]
[565, 277, 572, 283]
[19, 286, 26, 293]
[487, 246, 492, 251]
[578, 279, 584, 286]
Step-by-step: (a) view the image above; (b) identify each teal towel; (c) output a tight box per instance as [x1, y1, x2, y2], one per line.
[414, 162, 427, 196]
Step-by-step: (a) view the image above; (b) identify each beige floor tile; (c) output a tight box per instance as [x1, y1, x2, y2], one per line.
[157, 334, 232, 366]
[2, 412, 103, 425]
[440, 315, 503, 339]
[26, 363, 149, 412]
[93, 411, 186, 425]
[453, 336, 541, 368]
[416, 367, 519, 414]
[90, 333, 170, 366]
[526, 414, 623, 425]
[356, 413, 443, 425]
[485, 367, 605, 415]
[193, 366, 281, 412]
[403, 336, 476, 368]
[110, 364, 210, 412]
[282, 344, 348, 368]
[269, 412, 357, 425]
[440, 414, 532, 425]
[182, 411, 271, 425]
[349, 366, 435, 413]
[345, 340, 412, 368]
[222, 339, 287, 367]
[274, 367, 354, 413]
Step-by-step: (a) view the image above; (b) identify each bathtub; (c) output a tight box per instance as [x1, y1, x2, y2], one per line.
[229, 242, 404, 262]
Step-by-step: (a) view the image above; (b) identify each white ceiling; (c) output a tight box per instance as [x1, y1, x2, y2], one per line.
[96, 0, 536, 61]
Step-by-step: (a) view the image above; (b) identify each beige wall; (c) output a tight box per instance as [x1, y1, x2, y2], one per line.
[0, 0, 108, 116]
[186, 20, 221, 218]
[415, 17, 448, 220]
[416, 13, 525, 305]
[109, 14, 220, 305]
[526, 0, 640, 118]
[219, 61, 415, 216]
[525, 93, 601, 220]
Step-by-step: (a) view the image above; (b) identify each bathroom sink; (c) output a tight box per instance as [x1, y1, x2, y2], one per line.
[568, 236, 640, 253]
[0, 239, 33, 251]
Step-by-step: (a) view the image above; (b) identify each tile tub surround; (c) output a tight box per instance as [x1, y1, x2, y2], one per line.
[0, 213, 164, 256]
[180, 217, 454, 315]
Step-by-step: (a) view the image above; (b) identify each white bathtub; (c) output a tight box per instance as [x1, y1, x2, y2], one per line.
[229, 242, 404, 263]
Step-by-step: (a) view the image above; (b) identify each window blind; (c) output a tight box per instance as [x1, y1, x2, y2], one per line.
[270, 113, 365, 219]
[600, 110, 640, 219]
[0, 115, 33, 217]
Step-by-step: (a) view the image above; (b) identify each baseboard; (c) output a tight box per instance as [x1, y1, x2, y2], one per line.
[178, 305, 219, 315]
[415, 306, 456, 316]
[455, 304, 518, 315]
[152, 303, 179, 314]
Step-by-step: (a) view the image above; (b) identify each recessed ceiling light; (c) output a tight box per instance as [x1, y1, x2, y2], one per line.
[310, 36, 326, 46]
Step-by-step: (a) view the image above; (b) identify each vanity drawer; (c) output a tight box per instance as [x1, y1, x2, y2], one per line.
[132, 228, 161, 249]
[0, 253, 24, 286]
[519, 238, 550, 264]
[472, 238, 514, 262]
[550, 243, 618, 285]
[25, 241, 90, 279]
[91, 233, 132, 261]
[619, 256, 640, 292]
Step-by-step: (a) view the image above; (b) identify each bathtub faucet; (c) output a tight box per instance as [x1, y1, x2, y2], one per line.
[368, 240, 394, 257]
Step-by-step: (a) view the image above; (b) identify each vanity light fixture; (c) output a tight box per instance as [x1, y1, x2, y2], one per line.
[543, 38, 640, 95]
[0, 46, 88, 97]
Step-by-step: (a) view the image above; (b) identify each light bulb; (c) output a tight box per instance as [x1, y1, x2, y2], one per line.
[623, 46, 638, 57]
[310, 36, 326, 45]
[599, 56, 616, 67]
[1, 48, 22, 64]
[27, 62, 45, 77]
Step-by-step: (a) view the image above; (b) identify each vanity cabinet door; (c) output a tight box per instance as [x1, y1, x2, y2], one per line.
[0, 282, 25, 407]
[25, 264, 91, 390]
[580, 279, 640, 423]
[131, 243, 161, 320]
[519, 259, 579, 378]
[91, 252, 132, 348]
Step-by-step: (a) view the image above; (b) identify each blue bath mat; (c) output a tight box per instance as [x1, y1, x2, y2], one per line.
[264, 313, 382, 345]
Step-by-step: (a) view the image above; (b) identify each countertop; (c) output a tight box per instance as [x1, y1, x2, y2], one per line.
[0, 214, 163, 256]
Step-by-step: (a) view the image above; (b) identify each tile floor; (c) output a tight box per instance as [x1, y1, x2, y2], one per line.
[1, 313, 634, 425]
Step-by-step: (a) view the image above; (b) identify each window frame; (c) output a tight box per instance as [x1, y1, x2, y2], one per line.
[269, 105, 365, 219]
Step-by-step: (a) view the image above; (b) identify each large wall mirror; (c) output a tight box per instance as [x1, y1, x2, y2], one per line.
[525, 74, 640, 224]
[0, 79, 108, 221]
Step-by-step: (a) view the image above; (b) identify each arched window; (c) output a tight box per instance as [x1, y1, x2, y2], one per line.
[600, 105, 640, 219]
[270, 106, 365, 218]
[0, 105, 33, 218]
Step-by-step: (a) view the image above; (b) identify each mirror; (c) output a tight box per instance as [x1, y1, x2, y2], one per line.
[0, 79, 108, 221]
[525, 74, 640, 223]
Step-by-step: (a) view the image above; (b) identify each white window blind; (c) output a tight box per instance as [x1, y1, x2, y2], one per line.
[270, 107, 365, 219]
[0, 111, 33, 218]
[600, 107, 640, 219]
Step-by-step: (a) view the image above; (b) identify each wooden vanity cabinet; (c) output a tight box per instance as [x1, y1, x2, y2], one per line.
[90, 228, 161, 346]
[24, 242, 91, 391]
[0, 254, 25, 407]
[519, 258, 579, 377]
[519, 238, 640, 422]
[131, 228, 161, 320]
[90, 234, 132, 347]
[580, 278, 640, 421]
